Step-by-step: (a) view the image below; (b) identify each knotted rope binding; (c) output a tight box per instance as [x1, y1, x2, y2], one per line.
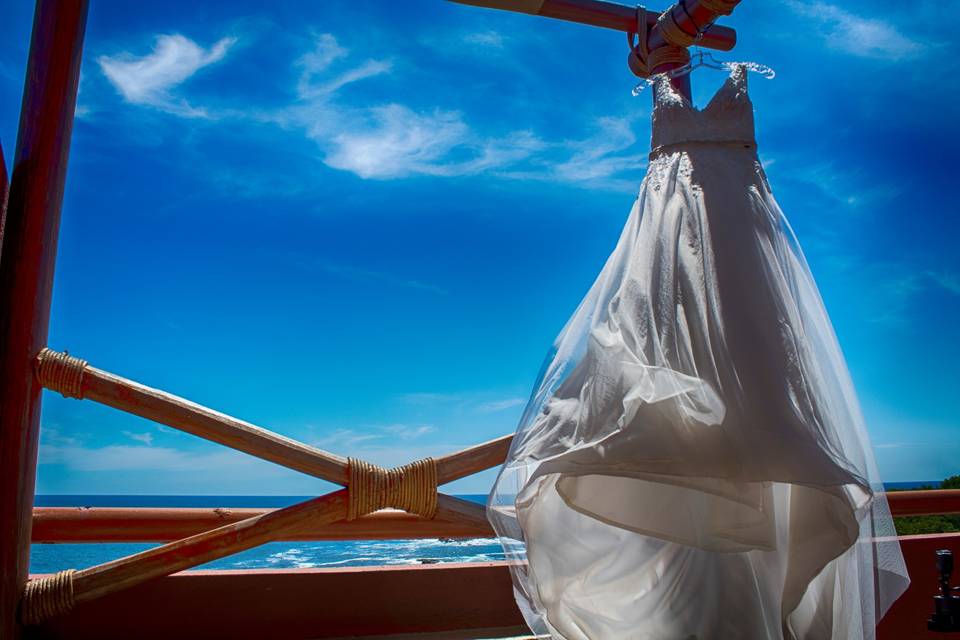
[36, 348, 87, 398]
[656, 7, 698, 48]
[347, 457, 438, 520]
[647, 45, 691, 73]
[629, 6, 692, 78]
[20, 569, 76, 625]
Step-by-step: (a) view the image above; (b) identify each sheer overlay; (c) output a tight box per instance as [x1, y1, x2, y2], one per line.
[488, 66, 909, 640]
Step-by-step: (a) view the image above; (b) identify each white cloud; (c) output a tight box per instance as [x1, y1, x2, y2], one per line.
[382, 424, 437, 440]
[784, 1, 925, 60]
[296, 34, 390, 100]
[312, 428, 383, 449]
[98, 34, 237, 117]
[501, 116, 647, 191]
[41, 443, 239, 472]
[463, 31, 505, 49]
[475, 398, 526, 413]
[554, 116, 645, 183]
[324, 104, 470, 179]
[95, 30, 640, 190]
[929, 270, 960, 296]
[123, 431, 154, 446]
[398, 392, 463, 405]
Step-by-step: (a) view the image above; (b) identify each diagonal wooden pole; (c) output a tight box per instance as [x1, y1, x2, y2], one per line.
[36, 351, 512, 511]
[24, 454, 492, 617]
[0, 2, 88, 637]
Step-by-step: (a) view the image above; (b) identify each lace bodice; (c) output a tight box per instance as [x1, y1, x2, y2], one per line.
[650, 64, 755, 151]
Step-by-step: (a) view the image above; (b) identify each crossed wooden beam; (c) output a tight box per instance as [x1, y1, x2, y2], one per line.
[21, 349, 513, 624]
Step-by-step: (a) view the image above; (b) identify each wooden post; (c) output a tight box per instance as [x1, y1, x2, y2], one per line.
[1, 142, 9, 250]
[0, 1, 88, 637]
[447, 0, 737, 50]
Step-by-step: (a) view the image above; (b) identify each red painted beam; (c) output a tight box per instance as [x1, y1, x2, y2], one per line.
[31, 507, 495, 543]
[448, 0, 736, 50]
[0, 1, 88, 637]
[886, 490, 960, 516]
[30, 564, 528, 639]
[30, 491, 957, 545]
[0, 142, 9, 250]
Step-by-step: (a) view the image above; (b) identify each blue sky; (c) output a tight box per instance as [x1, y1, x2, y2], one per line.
[1, 1, 957, 495]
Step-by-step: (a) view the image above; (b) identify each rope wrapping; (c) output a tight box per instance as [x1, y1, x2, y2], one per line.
[36, 348, 87, 398]
[647, 45, 691, 74]
[347, 457, 438, 520]
[656, 8, 698, 48]
[20, 569, 76, 625]
[629, 6, 692, 78]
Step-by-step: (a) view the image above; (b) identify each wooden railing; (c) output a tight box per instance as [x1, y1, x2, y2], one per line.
[22, 349, 514, 623]
[27, 491, 960, 639]
[26, 349, 960, 627]
[30, 489, 960, 543]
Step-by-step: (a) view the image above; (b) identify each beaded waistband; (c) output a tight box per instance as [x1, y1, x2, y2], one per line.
[649, 139, 756, 160]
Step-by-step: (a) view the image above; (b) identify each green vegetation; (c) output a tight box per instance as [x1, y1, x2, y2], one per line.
[891, 475, 960, 536]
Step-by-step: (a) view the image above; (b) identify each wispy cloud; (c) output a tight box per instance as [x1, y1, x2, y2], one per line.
[382, 424, 437, 439]
[398, 391, 528, 416]
[123, 430, 154, 446]
[779, 159, 902, 211]
[313, 260, 448, 295]
[98, 33, 236, 117]
[312, 428, 383, 449]
[865, 265, 960, 327]
[41, 443, 239, 472]
[312, 424, 436, 450]
[97, 30, 640, 189]
[475, 398, 525, 413]
[784, 1, 925, 60]
[550, 116, 646, 189]
[463, 30, 506, 49]
[295, 33, 391, 101]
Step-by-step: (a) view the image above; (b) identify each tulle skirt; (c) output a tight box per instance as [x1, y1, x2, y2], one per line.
[488, 146, 909, 639]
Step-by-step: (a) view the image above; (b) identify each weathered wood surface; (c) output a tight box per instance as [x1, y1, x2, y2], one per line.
[62, 360, 511, 493]
[28, 563, 527, 640]
[31, 490, 958, 544]
[435, 434, 512, 485]
[81, 366, 350, 484]
[0, 2, 88, 637]
[32, 506, 495, 543]
[70, 491, 349, 604]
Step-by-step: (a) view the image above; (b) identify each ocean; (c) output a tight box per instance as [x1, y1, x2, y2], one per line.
[32, 483, 940, 573]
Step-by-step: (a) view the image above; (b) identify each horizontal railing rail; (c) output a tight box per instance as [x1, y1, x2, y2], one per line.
[31, 490, 960, 544]
[32, 506, 495, 543]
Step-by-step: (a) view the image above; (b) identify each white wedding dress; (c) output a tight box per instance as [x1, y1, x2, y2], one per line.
[488, 66, 909, 640]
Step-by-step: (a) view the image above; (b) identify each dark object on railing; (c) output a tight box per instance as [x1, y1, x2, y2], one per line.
[928, 549, 960, 632]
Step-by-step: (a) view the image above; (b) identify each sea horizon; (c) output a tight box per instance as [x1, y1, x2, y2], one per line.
[34, 481, 943, 507]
